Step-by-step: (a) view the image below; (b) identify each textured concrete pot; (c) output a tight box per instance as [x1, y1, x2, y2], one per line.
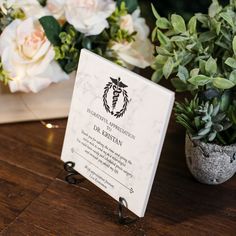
[185, 134, 236, 185]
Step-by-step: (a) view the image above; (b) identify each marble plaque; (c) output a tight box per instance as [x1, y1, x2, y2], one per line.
[61, 49, 175, 217]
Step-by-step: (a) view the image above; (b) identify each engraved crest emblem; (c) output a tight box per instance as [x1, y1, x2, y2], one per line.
[103, 77, 129, 118]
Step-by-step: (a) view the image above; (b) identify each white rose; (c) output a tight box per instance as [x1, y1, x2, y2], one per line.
[46, 0, 66, 20]
[110, 8, 154, 69]
[0, 18, 69, 93]
[111, 39, 154, 69]
[120, 14, 134, 34]
[65, 0, 116, 36]
[131, 8, 150, 40]
[14, 0, 47, 18]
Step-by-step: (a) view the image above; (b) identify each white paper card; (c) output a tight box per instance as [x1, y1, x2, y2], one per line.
[61, 49, 174, 217]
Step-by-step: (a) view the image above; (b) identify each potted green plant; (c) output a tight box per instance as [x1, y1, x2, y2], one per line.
[151, 0, 236, 184]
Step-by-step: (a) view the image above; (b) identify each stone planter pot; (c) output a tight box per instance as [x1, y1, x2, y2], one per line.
[185, 134, 236, 185]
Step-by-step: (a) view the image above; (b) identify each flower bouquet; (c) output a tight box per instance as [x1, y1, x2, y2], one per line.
[0, 0, 153, 123]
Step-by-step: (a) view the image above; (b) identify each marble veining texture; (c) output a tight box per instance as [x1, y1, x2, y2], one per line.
[61, 49, 174, 217]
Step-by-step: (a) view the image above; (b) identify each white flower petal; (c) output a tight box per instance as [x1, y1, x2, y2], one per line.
[85, 20, 109, 36]
[65, 0, 115, 35]
[111, 39, 154, 69]
[132, 8, 150, 40]
[46, 0, 66, 20]
[27, 47, 55, 76]
[16, 18, 36, 46]
[0, 18, 69, 93]
[40, 61, 69, 83]
[14, 0, 47, 18]
[110, 7, 153, 69]
[0, 20, 19, 55]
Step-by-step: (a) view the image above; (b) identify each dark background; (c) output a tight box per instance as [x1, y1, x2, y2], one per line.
[140, 0, 229, 25]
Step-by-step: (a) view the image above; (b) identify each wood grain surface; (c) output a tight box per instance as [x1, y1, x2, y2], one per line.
[0, 76, 75, 124]
[0, 115, 235, 236]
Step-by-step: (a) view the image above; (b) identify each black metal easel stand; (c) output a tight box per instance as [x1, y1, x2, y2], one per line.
[118, 197, 138, 225]
[64, 161, 138, 225]
[64, 161, 84, 184]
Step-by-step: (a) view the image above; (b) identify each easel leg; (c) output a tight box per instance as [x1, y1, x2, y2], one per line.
[64, 161, 84, 184]
[64, 162, 138, 224]
[118, 197, 138, 225]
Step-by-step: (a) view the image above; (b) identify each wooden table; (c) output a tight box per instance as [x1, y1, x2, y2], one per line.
[0, 115, 235, 236]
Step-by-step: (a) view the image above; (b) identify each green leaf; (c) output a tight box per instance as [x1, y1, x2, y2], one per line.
[151, 3, 160, 20]
[212, 103, 220, 116]
[171, 36, 188, 42]
[38, 0, 47, 6]
[194, 116, 201, 129]
[199, 31, 216, 42]
[208, 0, 222, 17]
[213, 77, 235, 89]
[213, 113, 226, 122]
[188, 16, 197, 34]
[220, 12, 234, 27]
[220, 91, 230, 111]
[205, 57, 217, 75]
[152, 27, 157, 42]
[155, 47, 172, 56]
[198, 127, 211, 136]
[195, 13, 208, 27]
[188, 75, 211, 86]
[171, 77, 188, 92]
[208, 104, 214, 115]
[157, 30, 170, 45]
[221, 27, 232, 41]
[117, 0, 138, 13]
[64, 61, 78, 73]
[151, 69, 163, 83]
[190, 68, 199, 77]
[39, 16, 61, 45]
[155, 55, 167, 65]
[212, 19, 221, 35]
[229, 70, 236, 84]
[199, 59, 206, 74]
[163, 57, 174, 79]
[215, 39, 228, 49]
[205, 121, 213, 129]
[156, 17, 171, 29]
[171, 14, 186, 33]
[233, 36, 236, 55]
[225, 57, 236, 68]
[214, 124, 224, 132]
[82, 37, 92, 50]
[180, 52, 194, 66]
[208, 131, 217, 142]
[177, 65, 189, 83]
